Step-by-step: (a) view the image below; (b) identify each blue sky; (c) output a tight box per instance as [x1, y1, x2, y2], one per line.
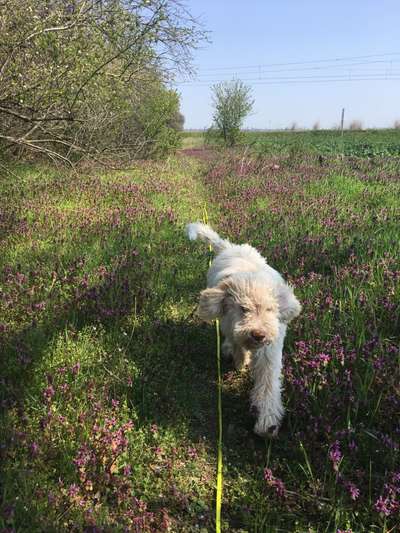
[176, 0, 400, 130]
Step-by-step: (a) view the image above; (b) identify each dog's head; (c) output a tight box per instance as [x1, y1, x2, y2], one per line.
[197, 273, 300, 350]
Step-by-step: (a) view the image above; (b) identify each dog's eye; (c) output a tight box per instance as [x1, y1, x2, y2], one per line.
[239, 305, 248, 314]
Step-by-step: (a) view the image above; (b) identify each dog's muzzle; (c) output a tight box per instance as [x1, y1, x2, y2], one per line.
[246, 331, 272, 349]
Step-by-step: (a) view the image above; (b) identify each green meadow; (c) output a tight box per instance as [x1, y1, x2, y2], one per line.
[1, 147, 399, 531]
[183, 128, 400, 157]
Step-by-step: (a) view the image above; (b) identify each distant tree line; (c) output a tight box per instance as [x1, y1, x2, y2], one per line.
[0, 0, 204, 165]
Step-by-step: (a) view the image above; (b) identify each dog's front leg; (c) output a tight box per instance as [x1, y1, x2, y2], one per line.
[251, 350, 283, 436]
[222, 338, 233, 360]
[250, 327, 286, 437]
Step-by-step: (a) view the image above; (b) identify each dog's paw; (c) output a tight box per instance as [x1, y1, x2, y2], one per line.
[267, 425, 280, 438]
[253, 414, 282, 438]
[253, 423, 280, 439]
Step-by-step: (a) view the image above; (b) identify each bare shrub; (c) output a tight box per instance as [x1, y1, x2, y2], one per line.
[312, 121, 320, 131]
[0, 0, 206, 165]
[394, 120, 400, 129]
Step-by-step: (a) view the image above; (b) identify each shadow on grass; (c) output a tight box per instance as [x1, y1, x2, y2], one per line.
[1, 238, 275, 531]
[1, 219, 265, 441]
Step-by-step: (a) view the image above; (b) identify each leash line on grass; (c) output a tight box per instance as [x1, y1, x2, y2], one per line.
[215, 316, 222, 533]
[202, 206, 223, 533]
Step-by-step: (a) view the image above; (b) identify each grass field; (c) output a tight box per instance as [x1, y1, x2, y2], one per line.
[1, 149, 399, 532]
[183, 128, 400, 158]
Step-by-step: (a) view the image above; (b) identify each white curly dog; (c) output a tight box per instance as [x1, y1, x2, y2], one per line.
[186, 222, 301, 437]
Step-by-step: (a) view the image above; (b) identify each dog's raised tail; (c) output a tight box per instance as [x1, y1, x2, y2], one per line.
[186, 222, 232, 253]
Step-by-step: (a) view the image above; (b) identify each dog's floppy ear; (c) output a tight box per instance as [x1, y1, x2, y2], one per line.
[197, 286, 226, 321]
[277, 285, 302, 324]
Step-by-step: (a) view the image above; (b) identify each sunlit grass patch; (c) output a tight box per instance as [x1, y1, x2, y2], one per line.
[3, 325, 213, 530]
[181, 133, 205, 149]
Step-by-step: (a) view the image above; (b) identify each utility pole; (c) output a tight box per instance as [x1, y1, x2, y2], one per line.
[339, 108, 345, 158]
[340, 108, 345, 137]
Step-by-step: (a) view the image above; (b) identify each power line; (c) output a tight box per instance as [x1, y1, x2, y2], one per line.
[177, 71, 400, 84]
[180, 59, 400, 81]
[177, 54, 400, 86]
[176, 76, 400, 88]
[192, 52, 400, 73]
[175, 52, 400, 88]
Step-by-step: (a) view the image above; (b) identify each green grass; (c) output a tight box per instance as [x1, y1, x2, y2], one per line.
[1, 151, 399, 531]
[181, 133, 205, 149]
[182, 128, 400, 158]
[245, 128, 400, 157]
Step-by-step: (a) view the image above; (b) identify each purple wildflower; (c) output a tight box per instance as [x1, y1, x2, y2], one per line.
[345, 481, 360, 500]
[71, 362, 80, 375]
[43, 385, 55, 402]
[374, 496, 391, 516]
[187, 447, 198, 459]
[30, 441, 40, 457]
[123, 464, 132, 476]
[67, 483, 80, 498]
[264, 468, 286, 498]
[329, 441, 342, 471]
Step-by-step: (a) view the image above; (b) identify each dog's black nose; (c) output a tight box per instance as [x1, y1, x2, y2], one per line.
[251, 330, 266, 343]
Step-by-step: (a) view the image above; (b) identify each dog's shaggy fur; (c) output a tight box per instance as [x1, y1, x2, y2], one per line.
[186, 222, 301, 437]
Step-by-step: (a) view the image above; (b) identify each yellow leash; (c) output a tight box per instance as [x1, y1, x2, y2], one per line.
[202, 206, 223, 533]
[215, 317, 222, 532]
